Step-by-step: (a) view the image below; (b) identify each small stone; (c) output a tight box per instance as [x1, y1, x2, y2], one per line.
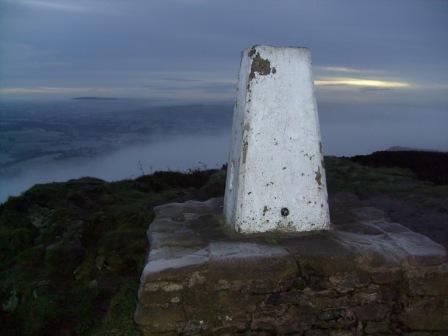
[145, 281, 183, 292]
[216, 279, 230, 290]
[353, 304, 390, 321]
[364, 320, 390, 334]
[330, 331, 353, 336]
[328, 272, 370, 293]
[318, 309, 345, 321]
[170, 296, 180, 304]
[188, 271, 206, 288]
[371, 268, 402, 284]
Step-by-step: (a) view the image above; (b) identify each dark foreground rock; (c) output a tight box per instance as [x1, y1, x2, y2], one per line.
[135, 198, 448, 335]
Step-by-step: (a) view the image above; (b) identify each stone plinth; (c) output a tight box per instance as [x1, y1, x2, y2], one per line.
[224, 45, 329, 233]
[135, 198, 448, 335]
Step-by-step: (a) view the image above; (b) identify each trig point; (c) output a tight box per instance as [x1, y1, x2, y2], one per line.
[224, 45, 330, 233]
[135, 45, 448, 335]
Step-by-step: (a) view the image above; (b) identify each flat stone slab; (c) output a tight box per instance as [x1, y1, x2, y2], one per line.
[135, 198, 448, 335]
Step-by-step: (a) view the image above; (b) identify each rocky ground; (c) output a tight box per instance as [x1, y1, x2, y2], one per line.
[0, 155, 447, 335]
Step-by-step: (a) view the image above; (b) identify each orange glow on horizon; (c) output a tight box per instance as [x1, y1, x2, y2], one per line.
[314, 77, 411, 89]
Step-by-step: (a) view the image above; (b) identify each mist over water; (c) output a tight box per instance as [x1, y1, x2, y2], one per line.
[319, 102, 448, 156]
[0, 99, 447, 203]
[0, 99, 234, 202]
[0, 132, 230, 202]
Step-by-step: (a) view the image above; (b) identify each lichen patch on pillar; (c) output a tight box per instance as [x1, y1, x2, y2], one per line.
[315, 166, 322, 186]
[249, 52, 272, 81]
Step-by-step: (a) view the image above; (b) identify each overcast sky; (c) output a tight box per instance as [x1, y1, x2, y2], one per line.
[0, 0, 447, 107]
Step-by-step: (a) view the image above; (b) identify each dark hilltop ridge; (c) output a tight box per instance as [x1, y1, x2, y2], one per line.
[349, 149, 448, 185]
[385, 146, 445, 152]
[1, 152, 447, 335]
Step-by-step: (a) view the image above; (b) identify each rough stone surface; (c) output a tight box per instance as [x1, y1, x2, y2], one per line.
[135, 198, 448, 335]
[224, 45, 330, 233]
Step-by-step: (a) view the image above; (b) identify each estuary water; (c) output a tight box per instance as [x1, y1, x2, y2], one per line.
[0, 131, 230, 202]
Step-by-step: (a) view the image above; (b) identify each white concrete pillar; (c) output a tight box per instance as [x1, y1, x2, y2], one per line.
[224, 45, 330, 233]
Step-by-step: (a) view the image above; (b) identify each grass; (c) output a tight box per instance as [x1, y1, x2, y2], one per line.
[325, 156, 444, 198]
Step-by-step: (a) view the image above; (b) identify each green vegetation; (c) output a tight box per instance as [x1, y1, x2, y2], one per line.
[325, 156, 446, 199]
[0, 157, 446, 335]
[0, 170, 224, 336]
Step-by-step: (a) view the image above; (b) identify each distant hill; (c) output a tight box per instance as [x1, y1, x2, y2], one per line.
[385, 146, 446, 153]
[349, 150, 448, 185]
[72, 96, 119, 100]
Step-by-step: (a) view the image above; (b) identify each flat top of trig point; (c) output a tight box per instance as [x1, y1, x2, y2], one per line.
[243, 45, 311, 61]
[244, 44, 310, 53]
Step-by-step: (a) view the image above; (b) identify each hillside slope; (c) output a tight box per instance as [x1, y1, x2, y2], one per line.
[0, 155, 447, 335]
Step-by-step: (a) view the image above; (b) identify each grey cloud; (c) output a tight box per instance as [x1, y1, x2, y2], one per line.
[0, 0, 447, 105]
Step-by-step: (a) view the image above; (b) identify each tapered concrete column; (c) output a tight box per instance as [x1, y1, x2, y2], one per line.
[224, 45, 330, 233]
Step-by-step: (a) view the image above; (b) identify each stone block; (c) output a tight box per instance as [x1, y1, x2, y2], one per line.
[135, 198, 448, 335]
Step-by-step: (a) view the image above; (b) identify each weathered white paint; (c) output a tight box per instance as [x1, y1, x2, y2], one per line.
[224, 45, 330, 233]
